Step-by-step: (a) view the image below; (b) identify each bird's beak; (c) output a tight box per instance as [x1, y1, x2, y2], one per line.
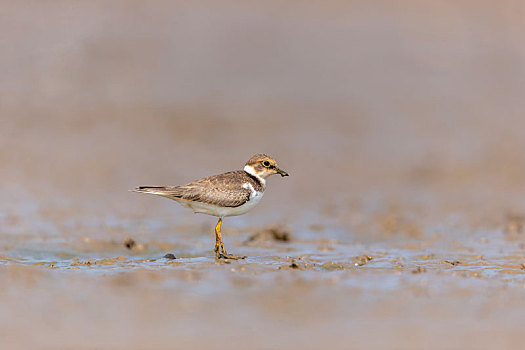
[276, 168, 289, 177]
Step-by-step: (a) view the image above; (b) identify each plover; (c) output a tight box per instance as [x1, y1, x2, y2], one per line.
[131, 154, 289, 259]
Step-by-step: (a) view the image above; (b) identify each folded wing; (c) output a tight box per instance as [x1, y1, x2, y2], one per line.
[132, 171, 251, 207]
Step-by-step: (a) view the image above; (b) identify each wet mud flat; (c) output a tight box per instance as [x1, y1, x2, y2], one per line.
[2, 111, 525, 349]
[1, 212, 524, 350]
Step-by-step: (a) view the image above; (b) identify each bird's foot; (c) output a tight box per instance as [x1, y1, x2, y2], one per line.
[216, 252, 246, 260]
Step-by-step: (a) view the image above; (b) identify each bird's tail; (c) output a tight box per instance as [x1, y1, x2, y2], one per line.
[130, 186, 183, 198]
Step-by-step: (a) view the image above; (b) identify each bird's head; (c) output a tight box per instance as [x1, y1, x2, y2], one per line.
[244, 154, 289, 179]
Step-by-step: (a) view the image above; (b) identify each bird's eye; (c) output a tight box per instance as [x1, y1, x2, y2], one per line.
[262, 161, 271, 167]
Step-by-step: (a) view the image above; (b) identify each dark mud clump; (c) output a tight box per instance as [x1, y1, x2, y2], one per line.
[279, 258, 310, 270]
[353, 255, 374, 266]
[411, 266, 427, 274]
[245, 225, 291, 244]
[123, 238, 136, 250]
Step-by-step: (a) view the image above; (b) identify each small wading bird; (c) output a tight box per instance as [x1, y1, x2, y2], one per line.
[131, 154, 289, 259]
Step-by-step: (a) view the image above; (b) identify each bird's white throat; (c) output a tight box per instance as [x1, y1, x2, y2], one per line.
[243, 165, 266, 185]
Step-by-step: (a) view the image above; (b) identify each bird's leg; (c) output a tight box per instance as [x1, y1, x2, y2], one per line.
[214, 218, 246, 260]
[214, 218, 222, 258]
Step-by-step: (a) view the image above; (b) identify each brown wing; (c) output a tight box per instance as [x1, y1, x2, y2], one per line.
[133, 171, 251, 207]
[178, 171, 251, 207]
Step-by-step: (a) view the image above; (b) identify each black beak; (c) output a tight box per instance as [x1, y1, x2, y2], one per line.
[276, 168, 289, 177]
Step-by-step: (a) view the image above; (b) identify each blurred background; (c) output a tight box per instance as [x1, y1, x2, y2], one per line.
[1, 1, 525, 349]
[3, 0, 525, 214]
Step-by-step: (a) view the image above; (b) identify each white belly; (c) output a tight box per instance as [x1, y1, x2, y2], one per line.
[174, 191, 264, 217]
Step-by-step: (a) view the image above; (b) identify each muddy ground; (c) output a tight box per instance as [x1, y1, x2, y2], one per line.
[1, 1, 525, 349]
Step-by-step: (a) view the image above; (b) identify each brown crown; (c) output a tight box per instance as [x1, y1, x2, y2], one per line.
[245, 154, 276, 166]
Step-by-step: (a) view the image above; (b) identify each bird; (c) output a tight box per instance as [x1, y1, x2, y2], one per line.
[131, 154, 289, 260]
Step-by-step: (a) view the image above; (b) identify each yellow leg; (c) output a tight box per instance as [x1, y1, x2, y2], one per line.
[214, 218, 246, 260]
[215, 218, 222, 257]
